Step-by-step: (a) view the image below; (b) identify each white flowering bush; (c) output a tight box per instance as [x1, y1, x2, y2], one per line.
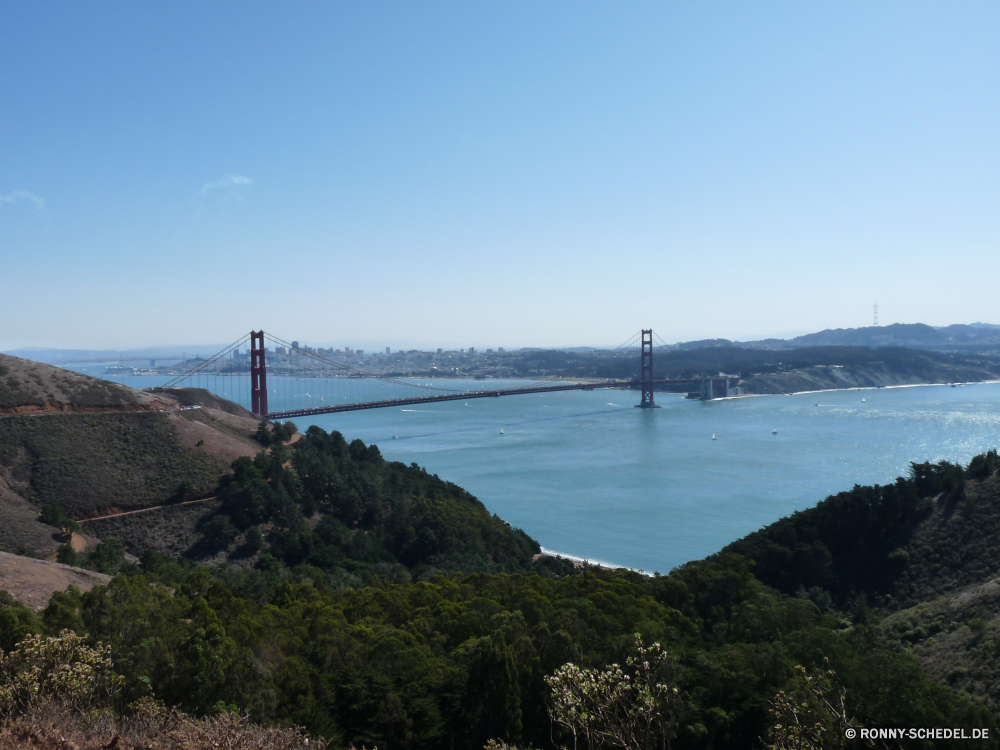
[765, 663, 861, 750]
[543, 634, 680, 750]
[0, 630, 121, 717]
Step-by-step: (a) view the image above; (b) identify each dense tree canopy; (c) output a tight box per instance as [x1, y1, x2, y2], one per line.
[4, 435, 998, 748]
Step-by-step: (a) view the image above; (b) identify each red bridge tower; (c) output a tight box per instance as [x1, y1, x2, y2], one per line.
[250, 330, 268, 417]
[636, 329, 659, 408]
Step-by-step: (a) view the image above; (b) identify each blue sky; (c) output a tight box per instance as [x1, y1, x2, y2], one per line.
[2, 2, 998, 351]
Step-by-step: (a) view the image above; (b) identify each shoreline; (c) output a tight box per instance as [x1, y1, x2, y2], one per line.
[536, 546, 649, 575]
[718, 377, 1000, 401]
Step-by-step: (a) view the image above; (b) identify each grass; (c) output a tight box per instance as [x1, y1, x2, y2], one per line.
[0, 413, 226, 518]
[146, 387, 251, 416]
[84, 500, 223, 558]
[0, 376, 45, 409]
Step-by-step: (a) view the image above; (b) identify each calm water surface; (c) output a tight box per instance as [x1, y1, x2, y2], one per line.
[73, 365, 1000, 572]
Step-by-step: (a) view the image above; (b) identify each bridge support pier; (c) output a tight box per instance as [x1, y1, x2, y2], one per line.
[635, 329, 660, 408]
[250, 330, 268, 418]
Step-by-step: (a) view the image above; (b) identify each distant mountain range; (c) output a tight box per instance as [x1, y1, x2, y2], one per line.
[672, 323, 1000, 353]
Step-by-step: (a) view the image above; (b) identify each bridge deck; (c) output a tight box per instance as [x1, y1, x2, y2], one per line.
[265, 378, 700, 420]
[265, 382, 623, 419]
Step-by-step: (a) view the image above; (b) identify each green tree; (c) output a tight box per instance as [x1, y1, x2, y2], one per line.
[254, 420, 273, 446]
[244, 525, 263, 554]
[0, 592, 41, 652]
[39, 504, 81, 533]
[201, 515, 238, 552]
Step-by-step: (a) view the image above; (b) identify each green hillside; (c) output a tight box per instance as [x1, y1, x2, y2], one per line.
[0, 413, 226, 521]
[185, 424, 542, 580]
[0, 354, 262, 556]
[719, 451, 1000, 609]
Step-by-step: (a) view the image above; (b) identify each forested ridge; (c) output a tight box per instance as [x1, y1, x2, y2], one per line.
[3, 424, 1000, 748]
[3, 553, 990, 748]
[720, 450, 1000, 608]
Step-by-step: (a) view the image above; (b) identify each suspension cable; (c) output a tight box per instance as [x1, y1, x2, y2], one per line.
[161, 333, 251, 388]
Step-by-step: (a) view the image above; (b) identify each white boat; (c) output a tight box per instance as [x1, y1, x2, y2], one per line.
[862, 398, 866, 402]
[712, 433, 717, 441]
[500, 428, 505, 435]
[392, 435, 397, 439]
[772, 428, 778, 434]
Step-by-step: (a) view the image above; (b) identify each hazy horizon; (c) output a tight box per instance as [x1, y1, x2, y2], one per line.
[7, 320, 999, 363]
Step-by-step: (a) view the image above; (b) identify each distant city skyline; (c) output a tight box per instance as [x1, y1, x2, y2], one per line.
[3, 3, 999, 350]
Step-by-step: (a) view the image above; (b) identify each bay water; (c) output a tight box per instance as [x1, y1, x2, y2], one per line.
[71, 365, 1000, 573]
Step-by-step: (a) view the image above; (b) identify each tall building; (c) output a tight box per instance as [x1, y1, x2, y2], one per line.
[292, 341, 299, 349]
[386, 346, 391, 355]
[498, 347, 505, 354]
[437, 348, 442, 354]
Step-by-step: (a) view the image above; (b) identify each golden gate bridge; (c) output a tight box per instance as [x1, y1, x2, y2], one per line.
[160, 330, 702, 420]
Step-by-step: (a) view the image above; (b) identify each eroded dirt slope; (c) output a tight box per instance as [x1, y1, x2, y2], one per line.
[0, 551, 110, 611]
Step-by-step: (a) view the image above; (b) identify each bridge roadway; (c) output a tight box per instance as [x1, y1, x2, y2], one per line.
[265, 378, 699, 420]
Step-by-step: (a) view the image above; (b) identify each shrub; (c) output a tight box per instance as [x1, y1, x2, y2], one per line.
[887, 548, 910, 568]
[765, 664, 859, 750]
[38, 505, 81, 534]
[56, 545, 80, 566]
[168, 481, 194, 505]
[0, 630, 120, 716]
[544, 635, 680, 750]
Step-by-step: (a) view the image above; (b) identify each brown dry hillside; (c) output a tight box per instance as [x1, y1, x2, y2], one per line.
[0, 356, 263, 556]
[0, 353, 173, 413]
[0, 551, 110, 610]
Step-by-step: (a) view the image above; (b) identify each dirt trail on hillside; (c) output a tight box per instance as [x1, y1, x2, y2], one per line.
[80, 497, 218, 523]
